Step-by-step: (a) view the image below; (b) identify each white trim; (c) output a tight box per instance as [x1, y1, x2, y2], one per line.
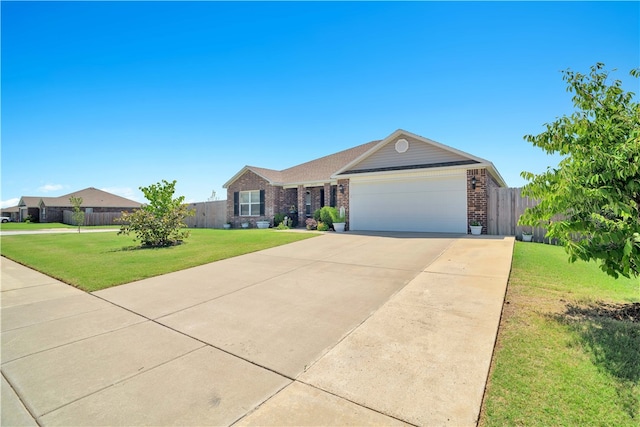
[348, 167, 466, 183]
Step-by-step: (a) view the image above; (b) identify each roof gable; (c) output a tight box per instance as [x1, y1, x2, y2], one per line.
[334, 129, 491, 176]
[223, 166, 282, 188]
[18, 196, 57, 208]
[334, 129, 506, 186]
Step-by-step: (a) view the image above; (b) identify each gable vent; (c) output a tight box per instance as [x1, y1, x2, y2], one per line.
[395, 138, 409, 153]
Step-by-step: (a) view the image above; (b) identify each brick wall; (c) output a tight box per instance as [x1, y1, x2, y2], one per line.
[283, 188, 297, 215]
[226, 170, 272, 228]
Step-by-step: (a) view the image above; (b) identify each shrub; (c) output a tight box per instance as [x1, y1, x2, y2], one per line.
[274, 213, 285, 227]
[305, 218, 317, 230]
[317, 222, 330, 231]
[319, 206, 338, 229]
[313, 209, 322, 222]
[117, 179, 194, 247]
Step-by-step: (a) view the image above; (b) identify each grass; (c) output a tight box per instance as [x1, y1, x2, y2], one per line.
[0, 222, 120, 230]
[0, 229, 317, 292]
[480, 242, 640, 426]
[1, 222, 76, 230]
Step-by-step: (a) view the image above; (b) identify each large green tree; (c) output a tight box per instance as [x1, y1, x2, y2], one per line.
[520, 63, 640, 279]
[118, 180, 194, 247]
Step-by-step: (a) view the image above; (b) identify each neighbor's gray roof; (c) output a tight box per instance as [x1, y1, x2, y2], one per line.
[17, 188, 140, 209]
[41, 187, 141, 208]
[18, 196, 47, 208]
[227, 140, 380, 187]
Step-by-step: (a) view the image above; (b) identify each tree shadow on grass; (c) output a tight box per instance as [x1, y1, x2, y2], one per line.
[108, 241, 186, 252]
[554, 302, 640, 419]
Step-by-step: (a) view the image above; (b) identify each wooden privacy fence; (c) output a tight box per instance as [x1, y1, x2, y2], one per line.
[487, 187, 551, 242]
[63, 211, 123, 226]
[183, 200, 227, 229]
[63, 200, 227, 228]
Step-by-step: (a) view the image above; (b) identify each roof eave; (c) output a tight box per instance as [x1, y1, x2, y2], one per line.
[335, 161, 507, 187]
[281, 179, 338, 189]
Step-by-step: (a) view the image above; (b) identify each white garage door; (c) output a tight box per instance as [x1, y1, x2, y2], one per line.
[349, 173, 467, 233]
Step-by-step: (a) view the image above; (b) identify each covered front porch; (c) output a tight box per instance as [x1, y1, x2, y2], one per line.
[278, 181, 348, 227]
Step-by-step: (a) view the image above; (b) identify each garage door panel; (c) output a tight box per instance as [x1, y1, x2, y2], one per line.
[350, 175, 466, 233]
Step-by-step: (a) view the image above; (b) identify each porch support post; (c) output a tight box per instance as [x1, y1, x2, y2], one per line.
[323, 182, 331, 207]
[297, 185, 305, 227]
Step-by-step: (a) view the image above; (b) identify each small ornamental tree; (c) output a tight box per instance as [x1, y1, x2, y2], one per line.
[70, 196, 85, 233]
[117, 179, 194, 247]
[520, 63, 640, 278]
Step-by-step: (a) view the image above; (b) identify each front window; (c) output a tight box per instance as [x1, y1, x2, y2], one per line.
[240, 190, 260, 216]
[305, 192, 312, 215]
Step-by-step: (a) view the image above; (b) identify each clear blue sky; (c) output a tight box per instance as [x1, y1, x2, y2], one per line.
[2, 1, 638, 207]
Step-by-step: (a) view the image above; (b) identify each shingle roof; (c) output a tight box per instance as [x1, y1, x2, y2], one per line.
[43, 187, 141, 208]
[18, 188, 140, 208]
[240, 140, 380, 186]
[226, 129, 507, 188]
[18, 196, 46, 208]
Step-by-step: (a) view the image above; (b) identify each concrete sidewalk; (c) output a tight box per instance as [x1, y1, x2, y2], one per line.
[1, 233, 514, 426]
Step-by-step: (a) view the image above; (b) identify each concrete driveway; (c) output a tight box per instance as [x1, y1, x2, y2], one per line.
[1, 232, 514, 426]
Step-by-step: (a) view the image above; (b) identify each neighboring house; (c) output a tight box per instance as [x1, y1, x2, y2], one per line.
[15, 197, 45, 223]
[13, 187, 141, 223]
[0, 206, 20, 222]
[224, 129, 506, 233]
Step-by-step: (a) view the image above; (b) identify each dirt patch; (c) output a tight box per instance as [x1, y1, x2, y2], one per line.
[564, 302, 640, 323]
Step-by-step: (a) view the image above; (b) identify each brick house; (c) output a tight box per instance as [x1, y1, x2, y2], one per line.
[223, 129, 506, 233]
[15, 187, 141, 223]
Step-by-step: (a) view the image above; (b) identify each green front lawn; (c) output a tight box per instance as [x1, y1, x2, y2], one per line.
[0, 222, 76, 230]
[0, 229, 317, 292]
[480, 242, 640, 426]
[0, 222, 120, 231]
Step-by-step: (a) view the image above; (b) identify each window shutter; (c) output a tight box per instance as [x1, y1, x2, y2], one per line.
[233, 192, 239, 216]
[320, 189, 325, 208]
[259, 190, 265, 216]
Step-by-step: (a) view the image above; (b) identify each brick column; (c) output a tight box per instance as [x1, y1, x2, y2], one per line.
[297, 185, 305, 227]
[337, 179, 350, 227]
[467, 169, 488, 234]
[323, 182, 331, 207]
